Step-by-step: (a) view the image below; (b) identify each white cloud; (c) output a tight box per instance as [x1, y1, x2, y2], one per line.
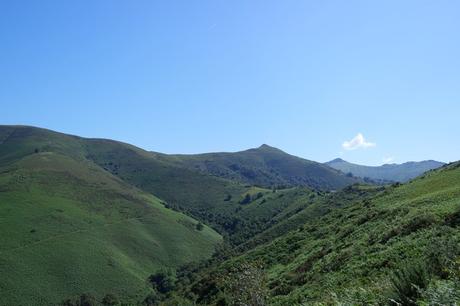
[342, 133, 376, 150]
[382, 156, 395, 164]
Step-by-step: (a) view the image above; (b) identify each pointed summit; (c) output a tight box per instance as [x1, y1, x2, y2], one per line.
[255, 144, 284, 153]
[259, 144, 274, 149]
[328, 158, 347, 163]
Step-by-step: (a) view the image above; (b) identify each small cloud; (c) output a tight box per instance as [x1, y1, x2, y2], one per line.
[382, 156, 394, 164]
[342, 133, 376, 151]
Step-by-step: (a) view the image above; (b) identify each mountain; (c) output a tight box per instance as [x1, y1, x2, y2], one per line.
[161, 144, 361, 190]
[326, 157, 445, 182]
[165, 161, 460, 305]
[4, 125, 456, 305]
[0, 126, 222, 305]
[0, 125, 362, 304]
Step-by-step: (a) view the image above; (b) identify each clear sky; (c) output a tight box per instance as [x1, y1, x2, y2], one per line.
[1, 1, 459, 165]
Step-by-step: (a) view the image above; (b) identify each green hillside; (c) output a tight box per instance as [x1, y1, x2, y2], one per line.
[81, 137, 359, 242]
[164, 162, 460, 305]
[5, 125, 456, 305]
[0, 126, 222, 305]
[83, 138, 326, 245]
[326, 157, 445, 182]
[1, 126, 337, 248]
[164, 144, 360, 190]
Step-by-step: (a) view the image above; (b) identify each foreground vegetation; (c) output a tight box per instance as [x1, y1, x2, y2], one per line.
[159, 163, 460, 305]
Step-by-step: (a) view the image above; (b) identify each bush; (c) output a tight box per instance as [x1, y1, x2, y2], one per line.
[102, 293, 119, 306]
[222, 262, 268, 306]
[143, 291, 159, 306]
[239, 194, 251, 205]
[196, 222, 204, 231]
[419, 280, 460, 306]
[425, 233, 460, 279]
[389, 260, 431, 305]
[148, 271, 176, 294]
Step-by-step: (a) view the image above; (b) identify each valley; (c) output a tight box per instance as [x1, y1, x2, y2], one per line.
[0, 125, 458, 305]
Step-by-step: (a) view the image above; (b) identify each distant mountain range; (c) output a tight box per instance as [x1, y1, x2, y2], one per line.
[325, 157, 445, 182]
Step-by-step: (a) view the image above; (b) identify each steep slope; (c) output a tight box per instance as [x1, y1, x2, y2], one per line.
[238, 184, 384, 252]
[163, 144, 360, 190]
[2, 126, 341, 245]
[166, 162, 460, 305]
[0, 126, 222, 305]
[326, 157, 444, 182]
[83, 138, 332, 245]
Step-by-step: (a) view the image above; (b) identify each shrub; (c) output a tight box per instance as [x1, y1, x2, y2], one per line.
[239, 194, 251, 205]
[196, 222, 204, 231]
[143, 291, 159, 306]
[331, 287, 384, 306]
[444, 206, 460, 227]
[222, 262, 268, 306]
[419, 280, 460, 306]
[148, 271, 176, 294]
[102, 293, 119, 306]
[389, 260, 431, 305]
[60, 299, 76, 306]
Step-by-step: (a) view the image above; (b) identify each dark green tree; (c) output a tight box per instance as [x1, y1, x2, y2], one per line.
[78, 294, 96, 306]
[102, 293, 119, 306]
[148, 271, 176, 294]
[239, 193, 251, 205]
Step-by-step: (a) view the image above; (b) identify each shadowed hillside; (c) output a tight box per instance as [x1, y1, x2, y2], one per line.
[162, 144, 361, 190]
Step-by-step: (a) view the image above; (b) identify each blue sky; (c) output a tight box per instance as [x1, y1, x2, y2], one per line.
[1, 1, 459, 165]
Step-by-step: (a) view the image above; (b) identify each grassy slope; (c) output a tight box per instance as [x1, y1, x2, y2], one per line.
[164, 144, 361, 190]
[237, 163, 460, 304]
[239, 184, 384, 252]
[1, 126, 336, 244]
[167, 163, 460, 305]
[83, 138, 341, 244]
[83, 138, 249, 236]
[0, 126, 222, 305]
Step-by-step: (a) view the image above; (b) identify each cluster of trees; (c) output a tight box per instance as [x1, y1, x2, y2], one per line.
[60, 293, 118, 306]
[143, 271, 177, 305]
[239, 192, 264, 205]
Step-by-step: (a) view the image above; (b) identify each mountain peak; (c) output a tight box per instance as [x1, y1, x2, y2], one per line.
[258, 144, 274, 149]
[328, 158, 347, 163]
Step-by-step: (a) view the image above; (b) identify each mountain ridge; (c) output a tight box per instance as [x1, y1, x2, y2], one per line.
[163, 144, 361, 190]
[326, 157, 444, 182]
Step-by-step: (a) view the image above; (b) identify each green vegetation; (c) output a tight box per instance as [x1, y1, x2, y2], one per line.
[162, 162, 460, 305]
[168, 144, 361, 190]
[1, 125, 458, 305]
[0, 126, 221, 305]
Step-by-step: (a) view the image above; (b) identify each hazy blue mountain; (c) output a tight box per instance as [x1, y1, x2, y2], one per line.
[325, 157, 445, 182]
